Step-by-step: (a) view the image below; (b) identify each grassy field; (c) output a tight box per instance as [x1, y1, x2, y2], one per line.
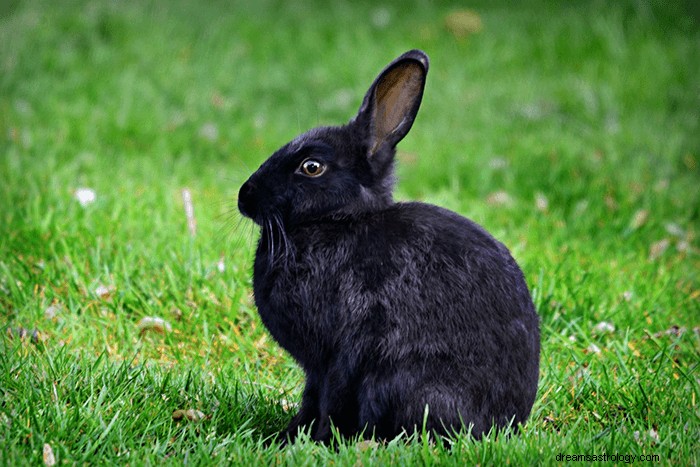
[1, 0, 698, 464]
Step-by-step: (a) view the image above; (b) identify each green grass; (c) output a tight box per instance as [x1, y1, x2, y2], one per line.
[1, 0, 699, 464]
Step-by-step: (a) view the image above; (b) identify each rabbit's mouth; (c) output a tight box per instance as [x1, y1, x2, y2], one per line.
[238, 179, 288, 229]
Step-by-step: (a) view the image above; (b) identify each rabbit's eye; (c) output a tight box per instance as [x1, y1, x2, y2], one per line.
[299, 159, 326, 177]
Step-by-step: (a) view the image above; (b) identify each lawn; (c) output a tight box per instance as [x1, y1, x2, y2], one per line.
[1, 0, 698, 464]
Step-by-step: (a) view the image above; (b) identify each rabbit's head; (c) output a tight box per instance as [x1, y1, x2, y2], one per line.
[238, 50, 429, 227]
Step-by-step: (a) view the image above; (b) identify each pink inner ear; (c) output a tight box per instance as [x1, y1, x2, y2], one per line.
[372, 61, 424, 149]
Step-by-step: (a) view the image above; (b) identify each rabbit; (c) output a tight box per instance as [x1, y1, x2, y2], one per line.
[237, 49, 540, 444]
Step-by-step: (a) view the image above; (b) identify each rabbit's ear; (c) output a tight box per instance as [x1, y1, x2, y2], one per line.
[355, 50, 429, 157]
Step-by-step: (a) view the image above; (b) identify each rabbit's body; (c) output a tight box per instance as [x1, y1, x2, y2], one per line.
[254, 202, 538, 440]
[239, 50, 539, 443]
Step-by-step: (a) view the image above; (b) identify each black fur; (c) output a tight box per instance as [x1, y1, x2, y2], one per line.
[238, 50, 540, 443]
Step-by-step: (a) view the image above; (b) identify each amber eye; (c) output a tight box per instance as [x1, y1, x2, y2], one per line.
[299, 159, 326, 177]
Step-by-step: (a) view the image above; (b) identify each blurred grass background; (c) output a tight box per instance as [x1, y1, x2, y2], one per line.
[1, 0, 698, 464]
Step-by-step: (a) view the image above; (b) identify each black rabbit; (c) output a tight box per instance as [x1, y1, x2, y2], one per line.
[238, 50, 540, 443]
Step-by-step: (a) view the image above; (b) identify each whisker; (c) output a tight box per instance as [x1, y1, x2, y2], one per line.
[215, 205, 253, 255]
[263, 219, 269, 264]
[266, 218, 275, 266]
[272, 215, 282, 266]
[274, 214, 292, 265]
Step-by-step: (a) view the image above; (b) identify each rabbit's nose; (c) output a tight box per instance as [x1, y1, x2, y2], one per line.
[238, 180, 258, 219]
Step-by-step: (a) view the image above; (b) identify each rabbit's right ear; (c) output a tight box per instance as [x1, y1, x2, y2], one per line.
[354, 50, 429, 160]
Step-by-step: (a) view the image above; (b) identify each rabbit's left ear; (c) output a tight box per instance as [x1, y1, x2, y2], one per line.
[355, 50, 429, 157]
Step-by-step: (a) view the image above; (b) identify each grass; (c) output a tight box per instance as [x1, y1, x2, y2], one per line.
[1, 0, 698, 464]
